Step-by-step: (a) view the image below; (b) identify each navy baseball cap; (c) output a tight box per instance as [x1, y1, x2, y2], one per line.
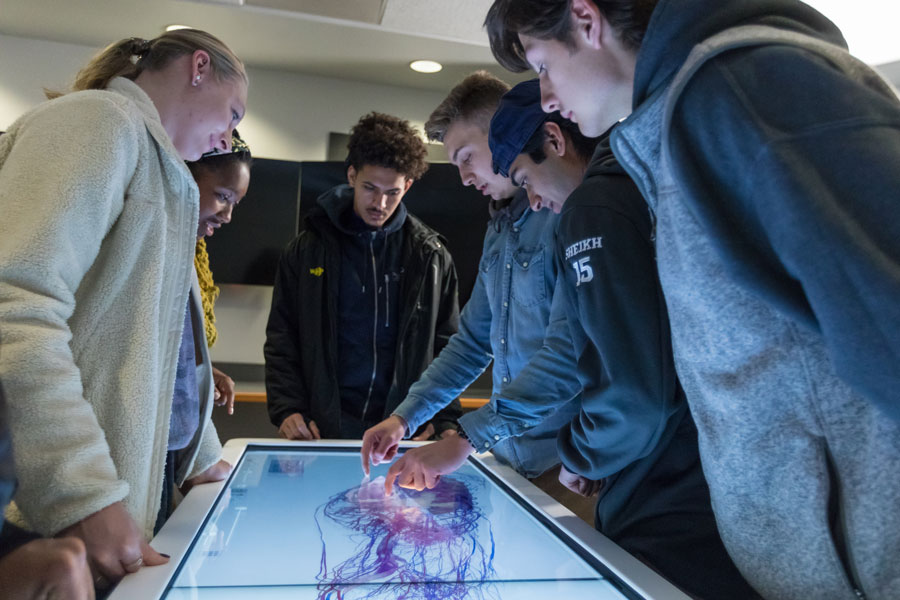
[489, 79, 549, 177]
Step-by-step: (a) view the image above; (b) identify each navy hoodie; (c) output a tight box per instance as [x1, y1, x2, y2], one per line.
[321, 185, 407, 429]
[556, 132, 685, 486]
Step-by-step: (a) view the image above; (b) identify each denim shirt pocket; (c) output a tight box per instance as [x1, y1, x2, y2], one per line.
[510, 246, 546, 308]
[479, 252, 500, 299]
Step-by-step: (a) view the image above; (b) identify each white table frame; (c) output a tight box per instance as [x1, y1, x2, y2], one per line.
[110, 438, 690, 600]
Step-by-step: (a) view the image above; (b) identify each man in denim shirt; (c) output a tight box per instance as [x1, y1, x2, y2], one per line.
[361, 72, 589, 518]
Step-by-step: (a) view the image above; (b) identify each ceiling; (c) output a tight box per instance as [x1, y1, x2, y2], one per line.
[1, 0, 897, 94]
[0, 0, 529, 92]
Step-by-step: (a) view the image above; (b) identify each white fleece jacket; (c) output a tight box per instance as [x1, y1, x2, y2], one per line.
[0, 77, 223, 538]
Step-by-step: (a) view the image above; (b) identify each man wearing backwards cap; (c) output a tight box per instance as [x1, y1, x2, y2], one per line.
[362, 72, 595, 520]
[488, 80, 757, 599]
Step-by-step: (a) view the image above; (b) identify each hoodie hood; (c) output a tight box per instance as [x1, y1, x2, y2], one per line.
[584, 125, 625, 180]
[311, 183, 408, 237]
[633, 0, 846, 105]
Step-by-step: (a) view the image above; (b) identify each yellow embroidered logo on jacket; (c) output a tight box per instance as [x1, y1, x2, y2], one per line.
[309, 267, 324, 277]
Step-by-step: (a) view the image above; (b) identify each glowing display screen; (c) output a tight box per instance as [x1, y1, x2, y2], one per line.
[162, 446, 631, 599]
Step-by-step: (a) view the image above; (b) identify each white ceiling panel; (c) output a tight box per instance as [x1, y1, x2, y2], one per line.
[380, 0, 493, 45]
[2, 0, 894, 94]
[0, 0, 526, 91]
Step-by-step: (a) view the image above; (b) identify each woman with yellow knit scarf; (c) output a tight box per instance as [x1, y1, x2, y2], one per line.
[188, 131, 252, 415]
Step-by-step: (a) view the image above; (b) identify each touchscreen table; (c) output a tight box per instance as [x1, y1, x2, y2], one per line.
[160, 445, 629, 599]
[110, 441, 689, 599]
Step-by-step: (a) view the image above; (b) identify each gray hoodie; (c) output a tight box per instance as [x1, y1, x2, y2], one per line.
[610, 0, 900, 597]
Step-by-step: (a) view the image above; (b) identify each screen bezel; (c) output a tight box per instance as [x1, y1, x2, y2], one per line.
[108, 439, 689, 600]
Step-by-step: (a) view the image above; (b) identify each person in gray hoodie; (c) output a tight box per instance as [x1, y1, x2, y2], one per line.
[265, 112, 462, 441]
[485, 0, 900, 598]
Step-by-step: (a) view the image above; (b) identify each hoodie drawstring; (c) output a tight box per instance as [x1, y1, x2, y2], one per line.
[362, 233, 378, 421]
[384, 273, 390, 328]
[379, 238, 390, 328]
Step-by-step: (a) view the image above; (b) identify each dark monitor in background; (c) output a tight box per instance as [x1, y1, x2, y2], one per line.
[298, 162, 489, 305]
[206, 158, 301, 286]
[204, 158, 489, 308]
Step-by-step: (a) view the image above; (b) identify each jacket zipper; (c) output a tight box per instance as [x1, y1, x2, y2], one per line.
[390, 252, 435, 410]
[361, 233, 379, 422]
[384, 273, 390, 328]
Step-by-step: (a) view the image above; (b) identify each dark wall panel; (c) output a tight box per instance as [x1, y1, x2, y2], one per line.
[205, 158, 489, 308]
[206, 158, 301, 286]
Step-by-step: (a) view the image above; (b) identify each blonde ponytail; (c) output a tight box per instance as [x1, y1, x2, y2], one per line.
[45, 37, 146, 99]
[46, 29, 246, 100]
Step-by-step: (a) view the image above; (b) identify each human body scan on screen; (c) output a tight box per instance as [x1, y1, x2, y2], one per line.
[162, 446, 628, 599]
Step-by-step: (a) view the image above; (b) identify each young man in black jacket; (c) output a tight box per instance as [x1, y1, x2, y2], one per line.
[486, 1, 900, 598]
[265, 112, 462, 440]
[486, 79, 756, 600]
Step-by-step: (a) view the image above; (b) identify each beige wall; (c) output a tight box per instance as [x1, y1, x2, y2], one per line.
[0, 33, 447, 160]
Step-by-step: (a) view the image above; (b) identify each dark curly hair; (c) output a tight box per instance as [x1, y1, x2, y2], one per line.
[345, 112, 429, 181]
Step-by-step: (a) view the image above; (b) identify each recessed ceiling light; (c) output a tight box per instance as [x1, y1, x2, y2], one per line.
[165, 24, 192, 32]
[410, 60, 442, 74]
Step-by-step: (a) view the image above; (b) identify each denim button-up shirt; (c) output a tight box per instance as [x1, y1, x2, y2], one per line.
[394, 193, 582, 477]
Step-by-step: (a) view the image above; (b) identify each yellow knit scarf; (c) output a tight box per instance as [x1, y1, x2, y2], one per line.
[194, 238, 219, 347]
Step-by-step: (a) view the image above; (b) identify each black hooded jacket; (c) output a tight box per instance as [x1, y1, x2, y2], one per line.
[265, 185, 462, 438]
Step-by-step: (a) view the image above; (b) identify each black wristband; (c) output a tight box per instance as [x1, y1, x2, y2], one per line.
[457, 427, 477, 450]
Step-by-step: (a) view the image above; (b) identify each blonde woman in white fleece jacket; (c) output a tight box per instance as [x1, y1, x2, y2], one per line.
[0, 29, 247, 589]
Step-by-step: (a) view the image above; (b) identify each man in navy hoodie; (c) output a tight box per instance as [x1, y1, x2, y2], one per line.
[485, 0, 900, 598]
[265, 112, 462, 440]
